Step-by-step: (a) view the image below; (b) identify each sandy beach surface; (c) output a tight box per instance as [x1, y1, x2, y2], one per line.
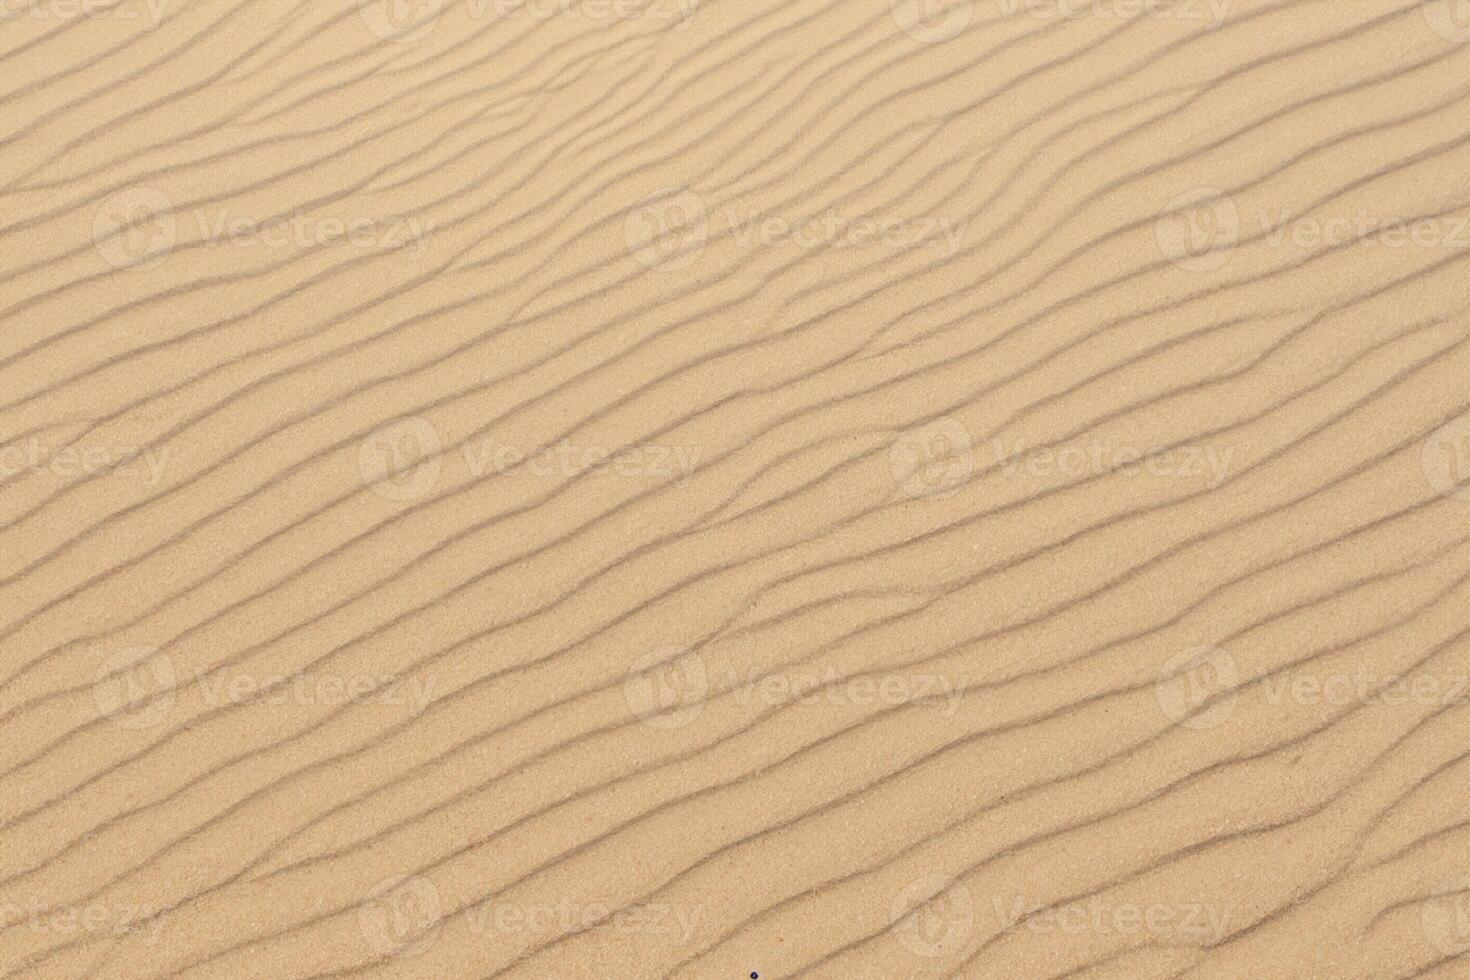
[4, 0, 1470, 976]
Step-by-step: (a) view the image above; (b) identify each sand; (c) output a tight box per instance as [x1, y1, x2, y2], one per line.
[3, 0, 1470, 976]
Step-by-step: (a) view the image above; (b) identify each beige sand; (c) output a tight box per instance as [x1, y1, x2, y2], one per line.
[3, 0, 1470, 976]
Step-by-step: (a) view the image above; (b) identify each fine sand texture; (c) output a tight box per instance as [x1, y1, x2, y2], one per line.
[6, 0, 1470, 976]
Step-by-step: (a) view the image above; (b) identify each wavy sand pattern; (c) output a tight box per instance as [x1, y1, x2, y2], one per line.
[5, 0, 1470, 976]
